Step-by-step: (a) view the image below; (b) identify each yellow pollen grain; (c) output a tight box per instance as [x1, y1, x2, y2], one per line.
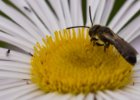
[31, 28, 133, 94]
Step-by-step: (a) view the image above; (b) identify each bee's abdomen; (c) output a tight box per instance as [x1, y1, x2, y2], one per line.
[125, 55, 137, 65]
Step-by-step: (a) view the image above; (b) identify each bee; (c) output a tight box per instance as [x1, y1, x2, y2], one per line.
[89, 25, 137, 65]
[67, 6, 137, 65]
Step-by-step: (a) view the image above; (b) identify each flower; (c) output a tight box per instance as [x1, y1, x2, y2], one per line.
[0, 0, 140, 100]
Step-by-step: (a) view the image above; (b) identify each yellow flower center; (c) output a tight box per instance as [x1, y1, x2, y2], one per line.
[31, 28, 133, 94]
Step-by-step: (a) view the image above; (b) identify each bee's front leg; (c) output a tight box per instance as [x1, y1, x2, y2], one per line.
[95, 42, 104, 46]
[90, 37, 98, 46]
[90, 37, 98, 41]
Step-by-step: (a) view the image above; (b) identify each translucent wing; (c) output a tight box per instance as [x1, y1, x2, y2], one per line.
[102, 33, 137, 65]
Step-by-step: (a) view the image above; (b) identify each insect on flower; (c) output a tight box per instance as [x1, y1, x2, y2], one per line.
[67, 6, 138, 65]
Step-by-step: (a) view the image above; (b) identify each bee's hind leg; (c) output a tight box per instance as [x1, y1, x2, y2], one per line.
[104, 42, 110, 52]
[95, 42, 104, 46]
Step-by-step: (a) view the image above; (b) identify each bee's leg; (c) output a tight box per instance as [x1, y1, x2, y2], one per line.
[104, 42, 110, 51]
[90, 37, 98, 44]
[90, 37, 98, 46]
[93, 41, 96, 46]
[95, 42, 104, 46]
[90, 37, 98, 41]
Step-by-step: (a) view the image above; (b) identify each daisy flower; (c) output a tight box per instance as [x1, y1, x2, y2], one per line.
[0, 0, 140, 100]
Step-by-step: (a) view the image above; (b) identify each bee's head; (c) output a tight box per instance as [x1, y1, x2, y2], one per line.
[89, 25, 101, 37]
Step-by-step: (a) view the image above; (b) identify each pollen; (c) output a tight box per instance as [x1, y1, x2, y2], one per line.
[31, 28, 133, 94]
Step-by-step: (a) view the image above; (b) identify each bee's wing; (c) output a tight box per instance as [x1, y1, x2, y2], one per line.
[103, 33, 137, 65]
[113, 34, 138, 55]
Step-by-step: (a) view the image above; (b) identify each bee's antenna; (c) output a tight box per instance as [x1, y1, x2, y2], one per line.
[89, 6, 93, 26]
[66, 26, 90, 29]
[66, 6, 94, 29]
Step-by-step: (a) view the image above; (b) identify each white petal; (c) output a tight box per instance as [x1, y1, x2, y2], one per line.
[34, 93, 56, 100]
[0, 48, 31, 63]
[17, 90, 44, 100]
[7, 85, 38, 100]
[133, 77, 140, 84]
[86, 0, 100, 26]
[108, 0, 134, 29]
[84, 93, 94, 100]
[118, 16, 140, 41]
[0, 71, 30, 79]
[94, 0, 106, 25]
[0, 16, 36, 45]
[113, 1, 140, 33]
[0, 84, 36, 97]
[127, 86, 140, 90]
[126, 86, 140, 95]
[105, 90, 130, 100]
[70, 0, 83, 26]
[0, 1, 43, 43]
[69, 94, 85, 100]
[0, 79, 22, 86]
[117, 89, 140, 100]
[50, 94, 72, 100]
[0, 80, 27, 90]
[0, 32, 33, 53]
[60, 0, 73, 27]
[95, 93, 103, 100]
[133, 69, 140, 73]
[10, 0, 50, 37]
[131, 36, 140, 53]
[0, 61, 30, 69]
[25, 0, 58, 34]
[97, 91, 112, 100]
[128, 29, 140, 42]
[77, 0, 83, 26]
[36, 0, 60, 31]
[100, 0, 115, 25]
[49, 0, 66, 29]
[133, 71, 140, 78]
[0, 66, 29, 74]
[137, 55, 140, 62]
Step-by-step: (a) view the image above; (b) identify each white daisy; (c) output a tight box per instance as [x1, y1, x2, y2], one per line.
[0, 0, 140, 100]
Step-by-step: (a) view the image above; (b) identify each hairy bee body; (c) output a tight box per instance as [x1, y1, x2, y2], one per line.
[66, 6, 137, 65]
[89, 25, 137, 65]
